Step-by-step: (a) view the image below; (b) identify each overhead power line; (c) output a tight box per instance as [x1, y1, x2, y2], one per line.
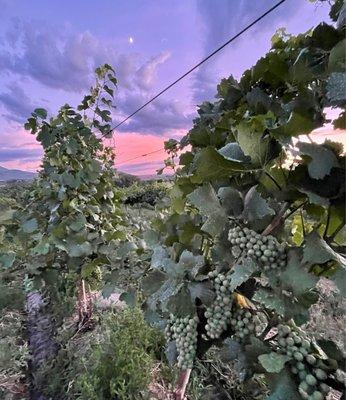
[116, 147, 165, 165]
[103, 0, 287, 137]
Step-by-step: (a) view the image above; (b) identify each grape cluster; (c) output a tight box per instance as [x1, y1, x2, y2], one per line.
[204, 270, 233, 339]
[165, 315, 198, 369]
[228, 226, 287, 271]
[230, 308, 262, 342]
[276, 324, 332, 399]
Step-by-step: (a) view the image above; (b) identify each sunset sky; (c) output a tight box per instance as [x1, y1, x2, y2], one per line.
[0, 0, 344, 176]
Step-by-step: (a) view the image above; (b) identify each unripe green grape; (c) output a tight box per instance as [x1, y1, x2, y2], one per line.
[306, 354, 316, 365]
[299, 370, 307, 380]
[298, 388, 309, 399]
[299, 381, 309, 392]
[294, 352, 304, 361]
[319, 383, 329, 394]
[306, 374, 317, 386]
[311, 391, 323, 400]
[314, 369, 327, 380]
[297, 362, 306, 371]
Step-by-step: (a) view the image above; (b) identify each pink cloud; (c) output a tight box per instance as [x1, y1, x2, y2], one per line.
[105, 130, 186, 176]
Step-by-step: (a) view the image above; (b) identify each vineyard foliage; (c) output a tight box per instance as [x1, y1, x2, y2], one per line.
[0, 65, 127, 297]
[0, 2, 345, 400]
[128, 4, 346, 399]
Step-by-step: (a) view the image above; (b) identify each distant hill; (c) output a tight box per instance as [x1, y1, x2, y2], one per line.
[0, 166, 37, 182]
[0, 165, 141, 187]
[140, 173, 173, 181]
[0, 165, 171, 186]
[115, 171, 140, 187]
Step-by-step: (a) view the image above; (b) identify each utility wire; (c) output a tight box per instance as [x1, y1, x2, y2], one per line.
[116, 147, 165, 165]
[103, 0, 287, 137]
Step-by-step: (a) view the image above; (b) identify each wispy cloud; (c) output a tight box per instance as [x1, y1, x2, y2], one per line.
[0, 83, 38, 123]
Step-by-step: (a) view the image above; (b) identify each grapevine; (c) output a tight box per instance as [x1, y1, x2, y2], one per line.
[134, 3, 346, 399]
[0, 1, 345, 399]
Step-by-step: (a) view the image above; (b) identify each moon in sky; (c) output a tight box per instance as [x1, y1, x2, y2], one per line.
[129, 37, 134, 44]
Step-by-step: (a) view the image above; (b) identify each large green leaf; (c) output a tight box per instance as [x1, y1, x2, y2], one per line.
[142, 270, 167, 296]
[218, 187, 243, 216]
[281, 248, 318, 296]
[229, 258, 258, 291]
[119, 288, 137, 308]
[303, 231, 346, 267]
[187, 183, 222, 216]
[253, 288, 286, 315]
[267, 369, 300, 400]
[22, 218, 38, 233]
[187, 184, 227, 237]
[0, 252, 15, 269]
[297, 142, 339, 180]
[147, 279, 183, 312]
[166, 285, 195, 316]
[243, 185, 275, 222]
[165, 341, 178, 365]
[327, 72, 346, 106]
[217, 142, 250, 163]
[67, 241, 93, 257]
[270, 111, 314, 139]
[188, 281, 215, 306]
[191, 146, 246, 182]
[258, 352, 290, 373]
[328, 39, 346, 72]
[236, 119, 272, 166]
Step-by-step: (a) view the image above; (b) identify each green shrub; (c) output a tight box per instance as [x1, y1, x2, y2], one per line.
[76, 308, 163, 400]
[122, 181, 170, 206]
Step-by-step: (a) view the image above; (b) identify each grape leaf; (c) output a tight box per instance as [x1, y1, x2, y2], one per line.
[267, 369, 300, 400]
[187, 183, 223, 216]
[166, 285, 195, 316]
[22, 218, 38, 233]
[218, 187, 243, 216]
[0, 252, 15, 269]
[258, 352, 290, 373]
[68, 241, 93, 257]
[143, 309, 165, 329]
[303, 231, 346, 267]
[119, 288, 137, 308]
[327, 72, 346, 106]
[253, 288, 286, 315]
[270, 111, 315, 139]
[236, 119, 272, 166]
[217, 142, 250, 163]
[142, 270, 167, 296]
[297, 142, 339, 180]
[243, 185, 275, 222]
[191, 146, 246, 182]
[187, 184, 227, 237]
[219, 338, 242, 362]
[188, 281, 215, 306]
[229, 258, 258, 291]
[281, 248, 318, 296]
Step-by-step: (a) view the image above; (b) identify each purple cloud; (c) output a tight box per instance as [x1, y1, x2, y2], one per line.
[0, 83, 38, 123]
[0, 147, 42, 162]
[135, 51, 171, 90]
